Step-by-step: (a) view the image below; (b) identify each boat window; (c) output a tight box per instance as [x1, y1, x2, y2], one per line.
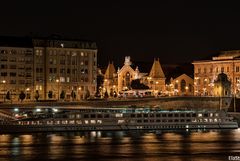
[69, 120, 75, 124]
[97, 114, 103, 118]
[131, 114, 135, 117]
[137, 114, 142, 117]
[90, 114, 96, 118]
[143, 114, 148, 117]
[76, 114, 81, 118]
[156, 114, 161, 117]
[84, 120, 89, 124]
[90, 120, 96, 124]
[162, 114, 167, 117]
[162, 120, 167, 122]
[187, 119, 191, 122]
[192, 113, 196, 117]
[104, 114, 110, 118]
[204, 113, 208, 117]
[137, 120, 142, 123]
[168, 120, 173, 122]
[156, 119, 161, 122]
[144, 120, 148, 123]
[84, 114, 89, 118]
[180, 113, 185, 117]
[215, 113, 219, 117]
[174, 114, 179, 117]
[198, 113, 203, 117]
[97, 120, 102, 124]
[180, 119, 185, 122]
[150, 114, 154, 117]
[76, 120, 82, 124]
[168, 114, 173, 117]
[150, 120, 154, 122]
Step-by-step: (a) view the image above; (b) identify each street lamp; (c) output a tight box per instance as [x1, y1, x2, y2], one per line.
[56, 79, 59, 101]
[2, 80, 6, 102]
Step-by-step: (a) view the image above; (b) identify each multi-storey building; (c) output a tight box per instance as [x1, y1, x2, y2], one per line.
[0, 36, 97, 102]
[192, 50, 240, 96]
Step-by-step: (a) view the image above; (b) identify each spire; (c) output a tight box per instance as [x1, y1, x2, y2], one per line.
[104, 62, 116, 79]
[124, 56, 132, 65]
[149, 58, 165, 78]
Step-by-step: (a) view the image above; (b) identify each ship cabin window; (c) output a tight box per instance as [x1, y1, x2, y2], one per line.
[214, 118, 218, 122]
[97, 120, 102, 124]
[116, 113, 123, 117]
[137, 114, 142, 117]
[174, 119, 179, 122]
[162, 120, 167, 122]
[144, 120, 148, 123]
[156, 114, 161, 117]
[204, 113, 208, 117]
[76, 114, 81, 118]
[62, 120, 67, 124]
[203, 118, 208, 122]
[84, 114, 89, 118]
[97, 114, 103, 118]
[174, 114, 179, 117]
[118, 120, 125, 124]
[198, 113, 203, 117]
[156, 119, 161, 122]
[168, 114, 173, 117]
[84, 120, 89, 124]
[210, 113, 213, 117]
[150, 120, 154, 122]
[76, 120, 82, 124]
[180, 113, 185, 117]
[104, 114, 110, 118]
[162, 114, 167, 117]
[150, 114, 154, 117]
[131, 114, 135, 117]
[69, 114, 75, 119]
[187, 119, 191, 122]
[137, 120, 142, 123]
[209, 119, 213, 122]
[180, 119, 185, 122]
[69, 120, 75, 124]
[168, 120, 173, 122]
[192, 113, 196, 117]
[144, 114, 148, 117]
[90, 120, 96, 124]
[215, 113, 219, 117]
[90, 114, 96, 118]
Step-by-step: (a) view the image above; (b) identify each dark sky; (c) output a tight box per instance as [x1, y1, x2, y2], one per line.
[1, 1, 240, 67]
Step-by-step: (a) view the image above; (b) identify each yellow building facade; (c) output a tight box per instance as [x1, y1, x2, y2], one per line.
[192, 50, 240, 96]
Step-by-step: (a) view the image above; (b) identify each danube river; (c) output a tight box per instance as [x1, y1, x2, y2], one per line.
[0, 129, 240, 161]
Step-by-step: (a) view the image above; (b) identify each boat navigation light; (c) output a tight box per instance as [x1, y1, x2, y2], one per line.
[36, 108, 41, 112]
[14, 108, 19, 112]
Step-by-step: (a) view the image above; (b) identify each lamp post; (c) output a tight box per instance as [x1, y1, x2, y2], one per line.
[2, 80, 6, 102]
[56, 79, 59, 101]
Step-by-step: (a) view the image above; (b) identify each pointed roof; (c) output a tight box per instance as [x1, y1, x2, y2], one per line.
[149, 58, 165, 78]
[104, 62, 116, 79]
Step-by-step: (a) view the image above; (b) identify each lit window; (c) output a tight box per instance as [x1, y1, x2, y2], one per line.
[81, 52, 84, 56]
[60, 77, 65, 82]
[66, 77, 70, 82]
[84, 120, 89, 124]
[198, 113, 202, 117]
[90, 120, 96, 124]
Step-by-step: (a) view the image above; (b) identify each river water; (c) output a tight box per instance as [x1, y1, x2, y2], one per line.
[0, 129, 240, 161]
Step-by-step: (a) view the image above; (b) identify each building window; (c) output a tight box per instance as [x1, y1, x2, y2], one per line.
[204, 68, 207, 73]
[198, 68, 201, 73]
[180, 79, 186, 92]
[221, 67, 224, 72]
[236, 66, 239, 72]
[227, 67, 229, 72]
[210, 68, 213, 73]
[216, 67, 218, 73]
[60, 77, 65, 82]
[81, 52, 84, 56]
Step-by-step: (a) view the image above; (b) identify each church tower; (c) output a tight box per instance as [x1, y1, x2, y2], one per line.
[148, 58, 166, 94]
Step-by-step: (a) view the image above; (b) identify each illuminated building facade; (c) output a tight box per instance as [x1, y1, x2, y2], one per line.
[166, 74, 194, 96]
[192, 50, 240, 97]
[0, 36, 97, 101]
[103, 56, 165, 96]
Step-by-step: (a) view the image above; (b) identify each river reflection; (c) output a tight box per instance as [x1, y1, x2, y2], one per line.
[0, 129, 240, 161]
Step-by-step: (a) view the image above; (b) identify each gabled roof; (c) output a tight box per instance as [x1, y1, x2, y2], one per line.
[149, 58, 165, 78]
[104, 62, 116, 79]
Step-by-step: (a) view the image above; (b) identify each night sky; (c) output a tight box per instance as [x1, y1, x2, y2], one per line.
[1, 1, 240, 67]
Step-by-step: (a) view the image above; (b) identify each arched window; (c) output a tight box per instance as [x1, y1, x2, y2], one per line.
[125, 72, 131, 88]
[180, 79, 186, 92]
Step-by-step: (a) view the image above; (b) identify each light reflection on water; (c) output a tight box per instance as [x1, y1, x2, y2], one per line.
[0, 129, 239, 161]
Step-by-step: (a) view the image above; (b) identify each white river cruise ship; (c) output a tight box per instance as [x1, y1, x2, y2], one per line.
[0, 107, 238, 133]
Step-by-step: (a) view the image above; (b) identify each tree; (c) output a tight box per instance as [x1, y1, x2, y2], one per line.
[48, 91, 53, 99]
[131, 79, 149, 89]
[85, 89, 90, 99]
[60, 90, 65, 100]
[71, 90, 76, 100]
[6, 91, 11, 100]
[104, 91, 109, 98]
[19, 91, 26, 102]
[35, 90, 40, 101]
